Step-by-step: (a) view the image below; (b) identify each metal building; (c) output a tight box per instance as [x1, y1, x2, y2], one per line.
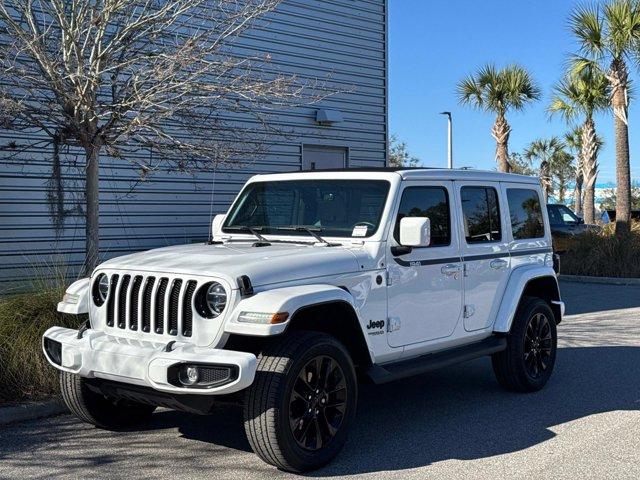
[0, 0, 388, 289]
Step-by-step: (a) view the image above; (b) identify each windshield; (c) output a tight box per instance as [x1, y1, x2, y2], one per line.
[223, 180, 390, 238]
[548, 204, 580, 225]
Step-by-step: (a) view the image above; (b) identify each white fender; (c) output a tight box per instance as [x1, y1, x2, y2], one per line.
[224, 284, 356, 336]
[493, 266, 561, 333]
[57, 277, 91, 315]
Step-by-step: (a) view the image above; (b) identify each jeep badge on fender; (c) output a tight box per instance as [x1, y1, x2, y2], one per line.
[44, 168, 563, 473]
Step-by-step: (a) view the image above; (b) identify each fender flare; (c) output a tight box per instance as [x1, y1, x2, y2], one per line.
[57, 277, 91, 315]
[223, 284, 357, 337]
[493, 266, 561, 333]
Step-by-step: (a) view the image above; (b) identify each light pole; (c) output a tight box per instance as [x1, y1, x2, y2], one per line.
[440, 111, 452, 169]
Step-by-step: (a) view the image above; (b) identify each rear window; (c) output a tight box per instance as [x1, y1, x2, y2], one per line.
[460, 186, 501, 243]
[507, 188, 545, 239]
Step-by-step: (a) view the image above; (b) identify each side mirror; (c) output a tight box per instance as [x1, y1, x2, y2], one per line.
[211, 214, 226, 238]
[399, 217, 431, 247]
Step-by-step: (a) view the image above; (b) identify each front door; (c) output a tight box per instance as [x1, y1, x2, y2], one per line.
[455, 181, 511, 332]
[386, 182, 463, 347]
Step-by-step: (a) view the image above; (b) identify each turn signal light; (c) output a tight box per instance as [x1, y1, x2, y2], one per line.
[237, 311, 289, 324]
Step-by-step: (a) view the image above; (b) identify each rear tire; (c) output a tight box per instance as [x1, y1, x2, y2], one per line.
[492, 296, 557, 392]
[243, 331, 358, 473]
[60, 372, 156, 430]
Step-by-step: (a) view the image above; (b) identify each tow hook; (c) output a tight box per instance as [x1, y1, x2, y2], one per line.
[165, 340, 177, 352]
[76, 320, 90, 339]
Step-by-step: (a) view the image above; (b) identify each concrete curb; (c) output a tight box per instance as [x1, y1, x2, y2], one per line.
[560, 274, 640, 286]
[0, 398, 67, 426]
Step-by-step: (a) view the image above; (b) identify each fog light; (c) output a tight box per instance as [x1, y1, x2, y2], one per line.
[179, 366, 199, 386]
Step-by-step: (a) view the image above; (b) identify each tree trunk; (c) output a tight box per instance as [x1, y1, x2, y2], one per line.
[583, 178, 596, 225]
[84, 144, 101, 274]
[539, 161, 551, 202]
[573, 156, 583, 215]
[491, 113, 511, 173]
[610, 59, 631, 235]
[581, 117, 598, 225]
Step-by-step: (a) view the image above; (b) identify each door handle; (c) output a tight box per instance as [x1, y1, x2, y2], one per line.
[490, 259, 508, 270]
[441, 264, 462, 276]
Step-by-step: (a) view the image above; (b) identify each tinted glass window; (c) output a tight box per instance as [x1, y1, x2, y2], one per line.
[547, 204, 579, 226]
[223, 180, 389, 238]
[461, 187, 501, 243]
[394, 187, 450, 246]
[507, 189, 545, 239]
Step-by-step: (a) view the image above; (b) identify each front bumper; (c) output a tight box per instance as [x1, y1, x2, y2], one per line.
[42, 327, 257, 395]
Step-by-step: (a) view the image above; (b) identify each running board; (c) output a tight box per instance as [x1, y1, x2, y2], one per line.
[365, 336, 507, 384]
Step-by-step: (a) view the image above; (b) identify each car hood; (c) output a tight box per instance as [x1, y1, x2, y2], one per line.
[97, 242, 363, 288]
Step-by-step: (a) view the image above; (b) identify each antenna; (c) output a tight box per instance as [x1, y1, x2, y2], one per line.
[207, 160, 218, 243]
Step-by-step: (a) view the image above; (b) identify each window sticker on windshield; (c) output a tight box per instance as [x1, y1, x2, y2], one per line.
[352, 225, 368, 237]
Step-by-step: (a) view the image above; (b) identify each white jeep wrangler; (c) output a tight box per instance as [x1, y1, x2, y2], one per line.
[43, 168, 563, 472]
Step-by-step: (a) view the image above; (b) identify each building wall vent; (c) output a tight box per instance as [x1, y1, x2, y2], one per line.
[315, 109, 343, 126]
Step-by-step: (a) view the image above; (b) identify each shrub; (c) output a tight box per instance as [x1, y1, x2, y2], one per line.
[0, 289, 85, 403]
[560, 223, 640, 278]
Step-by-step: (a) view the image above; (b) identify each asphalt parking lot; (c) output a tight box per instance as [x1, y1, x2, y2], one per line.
[1, 279, 639, 480]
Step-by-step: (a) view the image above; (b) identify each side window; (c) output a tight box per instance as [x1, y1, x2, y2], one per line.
[460, 186, 501, 243]
[507, 188, 545, 239]
[394, 186, 450, 247]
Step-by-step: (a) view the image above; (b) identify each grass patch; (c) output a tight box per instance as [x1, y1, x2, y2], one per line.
[0, 288, 85, 404]
[560, 223, 640, 278]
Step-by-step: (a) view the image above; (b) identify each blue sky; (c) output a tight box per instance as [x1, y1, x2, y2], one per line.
[389, 0, 640, 184]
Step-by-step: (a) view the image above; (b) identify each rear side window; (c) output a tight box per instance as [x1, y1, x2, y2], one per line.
[460, 186, 501, 243]
[394, 186, 450, 246]
[507, 188, 545, 239]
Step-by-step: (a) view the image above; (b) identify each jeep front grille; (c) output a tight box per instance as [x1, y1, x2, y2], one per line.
[105, 274, 197, 338]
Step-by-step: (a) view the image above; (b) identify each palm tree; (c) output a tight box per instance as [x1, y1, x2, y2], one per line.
[549, 63, 609, 224]
[551, 150, 576, 203]
[563, 128, 585, 215]
[457, 64, 541, 172]
[569, 0, 640, 233]
[524, 137, 568, 202]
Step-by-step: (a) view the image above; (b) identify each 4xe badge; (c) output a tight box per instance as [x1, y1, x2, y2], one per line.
[366, 319, 385, 335]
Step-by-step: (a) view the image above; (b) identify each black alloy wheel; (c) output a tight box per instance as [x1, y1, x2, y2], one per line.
[288, 355, 348, 451]
[523, 312, 553, 379]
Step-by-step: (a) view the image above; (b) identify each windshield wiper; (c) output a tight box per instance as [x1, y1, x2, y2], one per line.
[276, 226, 339, 246]
[224, 226, 271, 246]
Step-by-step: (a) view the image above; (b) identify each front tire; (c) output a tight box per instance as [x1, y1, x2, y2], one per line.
[60, 372, 156, 430]
[492, 296, 557, 392]
[244, 331, 358, 473]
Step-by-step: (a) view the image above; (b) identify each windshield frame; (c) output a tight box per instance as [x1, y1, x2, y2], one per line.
[221, 178, 393, 240]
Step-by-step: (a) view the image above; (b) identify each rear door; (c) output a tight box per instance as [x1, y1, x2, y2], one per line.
[455, 181, 510, 332]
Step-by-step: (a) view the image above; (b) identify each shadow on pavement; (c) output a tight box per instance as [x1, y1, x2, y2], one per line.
[1, 346, 638, 478]
[560, 280, 640, 315]
[150, 345, 640, 476]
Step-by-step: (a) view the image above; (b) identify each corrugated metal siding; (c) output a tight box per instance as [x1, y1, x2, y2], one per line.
[0, 0, 387, 290]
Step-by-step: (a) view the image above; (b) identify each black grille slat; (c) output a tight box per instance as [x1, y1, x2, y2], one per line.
[117, 275, 131, 329]
[182, 281, 197, 337]
[129, 276, 143, 331]
[155, 278, 169, 334]
[106, 274, 119, 327]
[168, 279, 183, 336]
[141, 277, 156, 333]
[105, 274, 197, 338]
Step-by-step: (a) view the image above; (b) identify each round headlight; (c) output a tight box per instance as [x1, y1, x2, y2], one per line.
[196, 282, 227, 318]
[206, 282, 227, 317]
[93, 273, 110, 306]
